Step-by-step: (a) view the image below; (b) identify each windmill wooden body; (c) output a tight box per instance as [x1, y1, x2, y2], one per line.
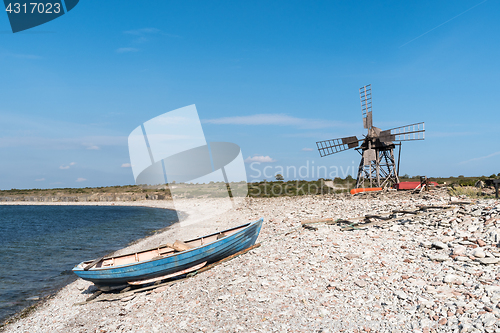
[316, 84, 425, 189]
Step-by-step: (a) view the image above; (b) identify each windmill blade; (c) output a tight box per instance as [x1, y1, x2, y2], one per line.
[380, 122, 425, 142]
[316, 136, 360, 157]
[359, 84, 373, 129]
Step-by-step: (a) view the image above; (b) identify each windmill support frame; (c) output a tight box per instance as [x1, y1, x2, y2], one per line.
[355, 143, 401, 189]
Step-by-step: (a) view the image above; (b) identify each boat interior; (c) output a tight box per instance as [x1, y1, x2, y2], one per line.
[80, 222, 251, 270]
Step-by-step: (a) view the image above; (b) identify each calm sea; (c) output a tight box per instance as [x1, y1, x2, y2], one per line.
[0, 205, 178, 323]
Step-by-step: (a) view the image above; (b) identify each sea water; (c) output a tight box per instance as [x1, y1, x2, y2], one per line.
[0, 205, 178, 322]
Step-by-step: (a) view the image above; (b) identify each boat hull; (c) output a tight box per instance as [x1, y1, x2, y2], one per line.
[72, 218, 263, 287]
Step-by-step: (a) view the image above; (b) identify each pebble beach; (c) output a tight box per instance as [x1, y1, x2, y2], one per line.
[2, 190, 500, 333]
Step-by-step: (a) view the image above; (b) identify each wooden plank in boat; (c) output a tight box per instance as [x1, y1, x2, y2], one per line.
[83, 257, 104, 271]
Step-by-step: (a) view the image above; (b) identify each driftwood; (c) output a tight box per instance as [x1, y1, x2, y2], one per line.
[84, 290, 102, 302]
[120, 286, 132, 293]
[195, 243, 260, 274]
[301, 205, 459, 231]
[341, 206, 457, 231]
[301, 217, 335, 226]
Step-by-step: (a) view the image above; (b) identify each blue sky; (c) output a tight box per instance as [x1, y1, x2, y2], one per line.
[1, 0, 499, 189]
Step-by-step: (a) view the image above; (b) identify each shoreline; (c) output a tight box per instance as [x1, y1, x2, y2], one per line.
[0, 200, 183, 327]
[0, 198, 251, 328]
[3, 193, 500, 332]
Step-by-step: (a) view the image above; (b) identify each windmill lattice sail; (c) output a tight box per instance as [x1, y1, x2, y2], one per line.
[316, 136, 359, 157]
[380, 122, 425, 142]
[360, 84, 373, 130]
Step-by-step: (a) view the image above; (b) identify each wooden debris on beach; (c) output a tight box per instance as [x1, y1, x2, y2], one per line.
[301, 205, 462, 231]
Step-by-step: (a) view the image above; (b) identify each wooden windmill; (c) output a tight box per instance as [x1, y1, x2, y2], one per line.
[316, 84, 425, 189]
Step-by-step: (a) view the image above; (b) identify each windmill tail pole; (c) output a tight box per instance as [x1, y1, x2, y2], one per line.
[397, 142, 401, 179]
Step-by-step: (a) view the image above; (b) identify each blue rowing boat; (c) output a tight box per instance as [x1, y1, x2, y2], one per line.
[72, 218, 263, 289]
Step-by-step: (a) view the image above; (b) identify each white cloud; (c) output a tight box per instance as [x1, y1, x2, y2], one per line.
[123, 28, 179, 39]
[124, 28, 160, 36]
[244, 155, 276, 163]
[86, 145, 100, 150]
[203, 114, 346, 129]
[302, 148, 314, 151]
[2, 52, 42, 59]
[121, 163, 131, 168]
[116, 47, 139, 53]
[35, 178, 45, 181]
[122, 27, 178, 44]
[460, 151, 500, 164]
[76, 178, 87, 182]
[60, 162, 76, 169]
[0, 135, 127, 149]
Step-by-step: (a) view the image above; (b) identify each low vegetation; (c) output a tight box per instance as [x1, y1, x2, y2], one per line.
[448, 186, 483, 199]
[0, 175, 497, 200]
[247, 178, 353, 197]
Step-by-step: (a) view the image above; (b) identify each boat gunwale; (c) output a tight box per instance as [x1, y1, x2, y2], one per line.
[73, 218, 263, 272]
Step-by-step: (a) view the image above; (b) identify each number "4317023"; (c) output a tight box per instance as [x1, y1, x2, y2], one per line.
[6, 2, 61, 14]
